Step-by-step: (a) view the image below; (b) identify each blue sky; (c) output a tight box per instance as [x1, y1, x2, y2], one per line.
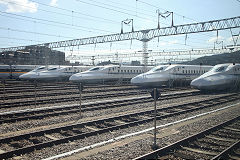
[0, 0, 239, 64]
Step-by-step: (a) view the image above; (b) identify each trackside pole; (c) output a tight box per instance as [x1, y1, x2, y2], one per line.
[2, 80, 6, 103]
[34, 80, 37, 107]
[78, 83, 82, 118]
[151, 88, 160, 150]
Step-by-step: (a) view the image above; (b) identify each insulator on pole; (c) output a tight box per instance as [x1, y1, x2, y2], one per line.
[130, 39, 132, 49]
[132, 21, 134, 32]
[185, 34, 187, 45]
[121, 21, 123, 34]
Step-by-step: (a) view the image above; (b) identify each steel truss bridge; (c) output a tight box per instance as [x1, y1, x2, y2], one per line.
[1, 16, 240, 52]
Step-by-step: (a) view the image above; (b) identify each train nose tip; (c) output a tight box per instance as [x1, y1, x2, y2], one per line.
[69, 74, 81, 82]
[190, 79, 199, 88]
[191, 78, 209, 90]
[19, 73, 35, 80]
[131, 75, 143, 85]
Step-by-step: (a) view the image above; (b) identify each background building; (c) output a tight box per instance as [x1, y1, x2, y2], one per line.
[0, 46, 67, 65]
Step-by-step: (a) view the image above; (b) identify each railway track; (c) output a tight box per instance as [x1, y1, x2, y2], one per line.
[0, 92, 239, 159]
[134, 115, 240, 160]
[0, 89, 147, 109]
[0, 86, 140, 101]
[0, 81, 132, 94]
[0, 87, 189, 109]
[0, 90, 200, 124]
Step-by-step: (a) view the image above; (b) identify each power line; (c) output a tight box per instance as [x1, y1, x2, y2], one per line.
[0, 36, 44, 43]
[75, 0, 158, 24]
[31, 0, 120, 24]
[0, 13, 99, 34]
[0, 11, 115, 34]
[1, 0, 120, 24]
[137, 0, 199, 23]
[0, 26, 76, 39]
[85, 0, 155, 19]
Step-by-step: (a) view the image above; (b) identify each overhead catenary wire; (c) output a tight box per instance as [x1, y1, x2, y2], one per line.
[0, 26, 76, 39]
[0, 13, 99, 34]
[0, 11, 115, 34]
[1, 0, 119, 24]
[75, 0, 159, 25]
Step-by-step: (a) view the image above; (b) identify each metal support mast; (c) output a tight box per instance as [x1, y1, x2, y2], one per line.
[140, 30, 151, 71]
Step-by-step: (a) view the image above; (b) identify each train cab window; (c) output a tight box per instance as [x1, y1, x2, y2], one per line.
[37, 67, 45, 70]
[215, 66, 227, 72]
[48, 68, 57, 71]
[152, 67, 164, 72]
[89, 67, 100, 71]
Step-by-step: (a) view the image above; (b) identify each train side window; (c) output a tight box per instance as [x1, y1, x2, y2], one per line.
[183, 70, 184, 74]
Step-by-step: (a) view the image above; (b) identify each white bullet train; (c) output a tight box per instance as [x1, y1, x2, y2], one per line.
[69, 65, 153, 85]
[191, 63, 240, 91]
[131, 64, 213, 87]
[0, 65, 37, 79]
[19, 65, 91, 81]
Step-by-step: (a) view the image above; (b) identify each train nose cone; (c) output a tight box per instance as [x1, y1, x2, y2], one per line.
[19, 73, 37, 80]
[69, 74, 81, 82]
[191, 78, 210, 90]
[131, 75, 144, 85]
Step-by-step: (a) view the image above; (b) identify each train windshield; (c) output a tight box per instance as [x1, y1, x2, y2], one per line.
[34, 66, 45, 71]
[211, 65, 228, 72]
[150, 66, 165, 72]
[89, 67, 101, 71]
[37, 66, 45, 70]
[48, 68, 58, 71]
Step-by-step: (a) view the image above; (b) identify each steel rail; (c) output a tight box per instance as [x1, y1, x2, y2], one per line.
[0, 90, 199, 124]
[0, 87, 189, 109]
[134, 115, 240, 160]
[0, 93, 239, 159]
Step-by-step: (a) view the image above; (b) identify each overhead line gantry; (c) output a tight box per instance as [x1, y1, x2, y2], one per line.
[1, 16, 240, 52]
